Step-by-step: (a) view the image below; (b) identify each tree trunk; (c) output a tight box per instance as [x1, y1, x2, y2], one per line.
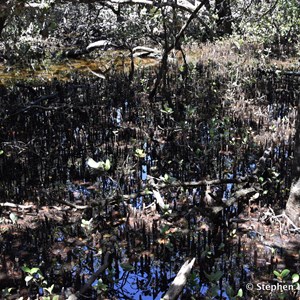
[285, 92, 300, 226]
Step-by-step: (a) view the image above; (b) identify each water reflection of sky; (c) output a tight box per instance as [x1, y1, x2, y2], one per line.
[88, 257, 175, 299]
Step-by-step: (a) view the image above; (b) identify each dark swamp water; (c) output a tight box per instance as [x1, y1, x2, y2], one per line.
[0, 63, 299, 299]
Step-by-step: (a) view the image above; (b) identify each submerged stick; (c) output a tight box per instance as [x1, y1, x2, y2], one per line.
[162, 257, 196, 300]
[78, 252, 111, 295]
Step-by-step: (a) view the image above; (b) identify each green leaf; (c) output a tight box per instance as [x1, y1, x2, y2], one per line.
[281, 269, 290, 278]
[9, 212, 18, 224]
[210, 284, 219, 297]
[135, 149, 146, 158]
[212, 270, 223, 281]
[53, 296, 60, 300]
[204, 270, 223, 282]
[0, 150, 3, 155]
[21, 266, 31, 273]
[273, 270, 281, 278]
[292, 274, 300, 283]
[104, 159, 111, 171]
[160, 225, 169, 234]
[237, 288, 243, 297]
[29, 267, 40, 275]
[164, 174, 169, 182]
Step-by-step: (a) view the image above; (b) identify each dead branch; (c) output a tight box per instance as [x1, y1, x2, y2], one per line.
[260, 207, 300, 234]
[52, 198, 88, 210]
[88, 175, 256, 205]
[78, 252, 111, 295]
[162, 257, 196, 300]
[0, 202, 34, 210]
[152, 175, 256, 189]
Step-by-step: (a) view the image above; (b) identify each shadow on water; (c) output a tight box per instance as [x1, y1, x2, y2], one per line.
[0, 63, 299, 299]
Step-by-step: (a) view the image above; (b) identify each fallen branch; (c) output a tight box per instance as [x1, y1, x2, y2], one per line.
[260, 208, 300, 234]
[52, 198, 88, 210]
[0, 202, 34, 210]
[154, 175, 256, 189]
[87, 67, 106, 79]
[78, 252, 111, 295]
[162, 257, 196, 300]
[0, 199, 87, 211]
[7, 93, 59, 118]
[64, 175, 257, 211]
[87, 176, 257, 206]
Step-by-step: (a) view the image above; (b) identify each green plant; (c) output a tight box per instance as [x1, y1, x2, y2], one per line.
[273, 269, 290, 281]
[226, 286, 243, 299]
[203, 270, 223, 298]
[273, 269, 300, 285]
[94, 278, 108, 294]
[21, 266, 44, 287]
[204, 270, 223, 283]
[161, 173, 176, 184]
[21, 265, 58, 299]
[135, 148, 146, 158]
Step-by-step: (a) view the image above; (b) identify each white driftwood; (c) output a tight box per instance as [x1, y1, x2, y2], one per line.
[0, 202, 33, 209]
[162, 258, 196, 300]
[152, 189, 166, 210]
[133, 51, 152, 58]
[86, 40, 117, 50]
[25, 3, 49, 8]
[86, 68, 106, 79]
[132, 46, 160, 54]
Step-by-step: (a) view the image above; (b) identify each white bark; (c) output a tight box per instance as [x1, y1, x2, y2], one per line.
[86, 40, 117, 50]
[162, 258, 196, 300]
